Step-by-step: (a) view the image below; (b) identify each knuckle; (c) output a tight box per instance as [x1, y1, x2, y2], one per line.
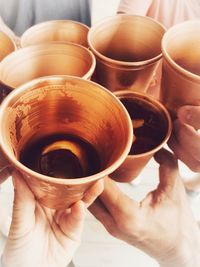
[116, 215, 144, 239]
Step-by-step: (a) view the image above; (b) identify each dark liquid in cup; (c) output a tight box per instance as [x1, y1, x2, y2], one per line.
[121, 98, 166, 155]
[20, 134, 101, 179]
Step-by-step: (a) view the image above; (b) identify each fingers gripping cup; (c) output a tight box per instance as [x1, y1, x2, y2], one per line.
[0, 42, 95, 103]
[160, 20, 200, 118]
[88, 14, 166, 92]
[0, 76, 133, 209]
[109, 91, 172, 182]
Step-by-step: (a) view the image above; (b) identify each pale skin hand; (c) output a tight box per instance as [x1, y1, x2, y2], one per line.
[168, 105, 200, 173]
[2, 171, 104, 267]
[90, 149, 200, 267]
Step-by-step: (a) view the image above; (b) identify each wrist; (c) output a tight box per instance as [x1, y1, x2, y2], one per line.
[159, 229, 200, 267]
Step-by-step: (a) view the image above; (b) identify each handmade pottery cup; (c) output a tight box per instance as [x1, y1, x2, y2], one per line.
[21, 20, 89, 48]
[88, 14, 166, 92]
[160, 20, 200, 118]
[109, 90, 172, 182]
[0, 76, 133, 209]
[0, 42, 95, 103]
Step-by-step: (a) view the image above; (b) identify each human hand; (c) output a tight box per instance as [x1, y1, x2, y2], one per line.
[2, 171, 104, 267]
[90, 149, 200, 267]
[168, 105, 200, 172]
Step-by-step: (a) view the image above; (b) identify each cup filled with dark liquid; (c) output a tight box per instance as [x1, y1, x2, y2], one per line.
[0, 76, 133, 209]
[109, 90, 172, 182]
[160, 20, 200, 118]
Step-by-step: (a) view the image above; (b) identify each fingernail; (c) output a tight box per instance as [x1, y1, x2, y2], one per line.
[79, 200, 86, 210]
[154, 151, 164, 164]
[185, 110, 191, 122]
[55, 211, 63, 224]
[65, 207, 72, 214]
[154, 149, 169, 164]
[11, 170, 20, 190]
[178, 106, 191, 123]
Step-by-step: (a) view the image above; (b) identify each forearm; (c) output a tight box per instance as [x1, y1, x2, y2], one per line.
[160, 255, 200, 267]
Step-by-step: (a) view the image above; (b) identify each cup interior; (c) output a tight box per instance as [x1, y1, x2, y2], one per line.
[116, 91, 171, 155]
[0, 43, 95, 88]
[0, 77, 132, 180]
[162, 21, 200, 76]
[21, 20, 89, 47]
[88, 15, 165, 63]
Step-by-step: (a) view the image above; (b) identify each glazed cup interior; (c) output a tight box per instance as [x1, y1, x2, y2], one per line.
[0, 43, 95, 89]
[0, 76, 133, 183]
[21, 20, 89, 47]
[88, 14, 165, 66]
[160, 20, 200, 117]
[88, 14, 165, 92]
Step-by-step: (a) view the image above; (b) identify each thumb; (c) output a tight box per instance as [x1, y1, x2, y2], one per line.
[55, 201, 86, 243]
[52, 201, 86, 265]
[10, 170, 36, 237]
[82, 179, 104, 207]
[177, 105, 200, 130]
[154, 149, 182, 193]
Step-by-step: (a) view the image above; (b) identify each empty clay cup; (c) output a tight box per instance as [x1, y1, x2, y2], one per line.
[21, 20, 89, 48]
[88, 14, 166, 92]
[0, 42, 95, 103]
[160, 20, 200, 118]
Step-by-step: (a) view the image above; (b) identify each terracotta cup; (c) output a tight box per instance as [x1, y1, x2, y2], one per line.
[160, 20, 200, 118]
[0, 76, 133, 209]
[0, 31, 16, 61]
[21, 20, 89, 48]
[109, 90, 172, 182]
[88, 14, 166, 92]
[0, 42, 95, 103]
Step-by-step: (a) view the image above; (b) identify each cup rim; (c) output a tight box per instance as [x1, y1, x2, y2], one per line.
[0, 76, 133, 185]
[21, 19, 90, 47]
[161, 20, 200, 81]
[88, 14, 166, 67]
[0, 30, 17, 58]
[115, 90, 172, 158]
[0, 42, 96, 88]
